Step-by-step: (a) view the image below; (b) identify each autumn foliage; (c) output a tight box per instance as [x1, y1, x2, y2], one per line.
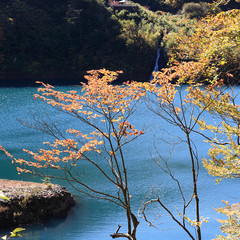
[214, 201, 240, 240]
[1, 70, 144, 173]
[166, 9, 240, 84]
[1, 4, 240, 240]
[0, 69, 146, 240]
[130, 6, 240, 240]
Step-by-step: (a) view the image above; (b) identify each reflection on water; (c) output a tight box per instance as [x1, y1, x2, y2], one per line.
[0, 86, 239, 239]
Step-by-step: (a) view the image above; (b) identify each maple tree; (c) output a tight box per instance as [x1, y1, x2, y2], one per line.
[173, 8, 240, 238]
[0, 69, 146, 240]
[187, 82, 240, 182]
[155, 5, 240, 182]
[133, 6, 240, 240]
[156, 2, 240, 182]
[188, 78, 240, 240]
[135, 74, 209, 240]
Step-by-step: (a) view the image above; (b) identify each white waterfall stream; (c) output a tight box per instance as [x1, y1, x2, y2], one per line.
[149, 47, 161, 81]
[153, 47, 161, 72]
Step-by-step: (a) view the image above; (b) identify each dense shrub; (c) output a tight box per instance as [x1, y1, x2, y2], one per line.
[181, 2, 217, 19]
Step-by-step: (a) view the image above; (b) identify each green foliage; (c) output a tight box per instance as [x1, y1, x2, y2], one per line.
[114, 7, 163, 48]
[0, 192, 10, 202]
[41, 177, 51, 185]
[0, 0, 239, 85]
[131, 0, 216, 12]
[0, 0, 72, 75]
[0, 195, 25, 239]
[131, 0, 239, 13]
[2, 228, 25, 240]
[113, 5, 197, 75]
[158, 13, 196, 52]
[0, 0, 166, 83]
[181, 2, 218, 18]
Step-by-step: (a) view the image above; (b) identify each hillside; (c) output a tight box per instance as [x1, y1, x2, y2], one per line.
[0, 0, 239, 86]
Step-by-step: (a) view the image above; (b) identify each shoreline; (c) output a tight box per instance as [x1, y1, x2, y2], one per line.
[0, 179, 75, 229]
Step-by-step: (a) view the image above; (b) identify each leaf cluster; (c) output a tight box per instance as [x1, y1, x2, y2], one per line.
[166, 9, 240, 84]
[214, 201, 240, 240]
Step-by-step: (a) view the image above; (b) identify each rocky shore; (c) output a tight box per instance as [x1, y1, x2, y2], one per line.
[0, 179, 75, 228]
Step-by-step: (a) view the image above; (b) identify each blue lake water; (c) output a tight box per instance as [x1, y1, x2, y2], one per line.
[0, 86, 239, 240]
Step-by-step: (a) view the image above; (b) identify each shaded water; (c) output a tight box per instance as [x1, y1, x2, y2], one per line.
[0, 86, 239, 239]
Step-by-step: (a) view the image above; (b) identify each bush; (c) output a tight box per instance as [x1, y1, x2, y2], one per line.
[181, 2, 213, 19]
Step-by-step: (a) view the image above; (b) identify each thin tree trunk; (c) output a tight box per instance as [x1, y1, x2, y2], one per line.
[187, 133, 201, 240]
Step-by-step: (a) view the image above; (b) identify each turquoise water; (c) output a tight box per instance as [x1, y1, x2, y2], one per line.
[0, 86, 239, 240]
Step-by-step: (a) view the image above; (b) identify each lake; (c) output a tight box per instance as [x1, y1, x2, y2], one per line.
[0, 86, 239, 240]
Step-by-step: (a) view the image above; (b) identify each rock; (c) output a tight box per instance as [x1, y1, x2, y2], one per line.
[0, 179, 75, 228]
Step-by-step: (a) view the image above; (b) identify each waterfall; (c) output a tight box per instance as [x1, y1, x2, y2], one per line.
[149, 47, 161, 81]
[153, 47, 161, 72]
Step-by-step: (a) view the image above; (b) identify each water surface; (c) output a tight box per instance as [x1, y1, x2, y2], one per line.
[0, 86, 239, 239]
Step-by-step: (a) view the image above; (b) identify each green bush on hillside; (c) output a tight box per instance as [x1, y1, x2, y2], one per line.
[181, 2, 218, 18]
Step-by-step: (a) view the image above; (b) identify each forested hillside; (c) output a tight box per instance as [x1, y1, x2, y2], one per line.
[0, 0, 239, 86]
[0, 0, 157, 85]
[132, 0, 240, 12]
